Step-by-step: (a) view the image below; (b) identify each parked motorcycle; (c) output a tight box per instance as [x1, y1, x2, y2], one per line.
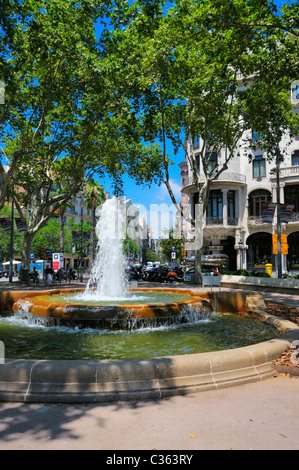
[143, 265, 184, 283]
[126, 265, 143, 281]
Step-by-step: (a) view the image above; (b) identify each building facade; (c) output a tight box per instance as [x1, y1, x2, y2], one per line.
[180, 89, 299, 275]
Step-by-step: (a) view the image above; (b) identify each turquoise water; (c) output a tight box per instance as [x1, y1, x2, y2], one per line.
[0, 311, 279, 360]
[35, 291, 194, 305]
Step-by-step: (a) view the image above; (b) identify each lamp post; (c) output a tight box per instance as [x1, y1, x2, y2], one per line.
[80, 207, 84, 283]
[275, 122, 283, 278]
[9, 178, 14, 283]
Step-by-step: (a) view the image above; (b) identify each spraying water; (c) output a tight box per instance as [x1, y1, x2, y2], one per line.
[84, 197, 129, 300]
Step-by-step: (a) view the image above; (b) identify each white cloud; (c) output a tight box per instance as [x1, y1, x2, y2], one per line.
[155, 179, 182, 204]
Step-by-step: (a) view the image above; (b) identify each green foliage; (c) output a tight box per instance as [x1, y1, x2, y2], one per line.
[67, 219, 92, 258]
[159, 230, 184, 262]
[123, 233, 140, 258]
[144, 248, 164, 263]
[30, 218, 71, 257]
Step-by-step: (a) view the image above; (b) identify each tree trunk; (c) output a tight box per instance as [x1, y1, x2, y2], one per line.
[21, 231, 35, 269]
[91, 204, 96, 262]
[194, 199, 203, 284]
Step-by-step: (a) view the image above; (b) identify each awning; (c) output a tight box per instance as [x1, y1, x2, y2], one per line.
[2, 260, 21, 265]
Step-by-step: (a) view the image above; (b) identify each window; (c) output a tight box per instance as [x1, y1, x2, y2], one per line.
[207, 190, 223, 223]
[285, 185, 299, 212]
[206, 152, 218, 175]
[253, 155, 266, 178]
[227, 190, 235, 222]
[193, 136, 200, 149]
[248, 189, 271, 217]
[292, 150, 299, 166]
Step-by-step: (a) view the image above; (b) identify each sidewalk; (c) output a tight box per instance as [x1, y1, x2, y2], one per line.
[0, 281, 298, 450]
[0, 375, 297, 450]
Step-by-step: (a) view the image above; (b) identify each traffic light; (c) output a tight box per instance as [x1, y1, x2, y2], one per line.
[41, 247, 46, 259]
[184, 249, 188, 258]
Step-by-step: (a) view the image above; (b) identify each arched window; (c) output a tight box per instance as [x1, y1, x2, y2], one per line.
[248, 189, 271, 217]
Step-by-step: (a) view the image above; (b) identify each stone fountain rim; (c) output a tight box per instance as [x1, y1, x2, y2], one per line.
[10, 287, 210, 321]
[0, 288, 299, 403]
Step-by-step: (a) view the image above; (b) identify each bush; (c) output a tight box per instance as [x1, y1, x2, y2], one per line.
[223, 269, 270, 278]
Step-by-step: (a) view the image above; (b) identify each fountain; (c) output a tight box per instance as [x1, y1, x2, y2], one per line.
[0, 197, 298, 403]
[11, 197, 213, 329]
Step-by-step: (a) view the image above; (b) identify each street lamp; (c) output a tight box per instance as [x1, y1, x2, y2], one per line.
[240, 111, 282, 278]
[275, 126, 282, 278]
[9, 177, 15, 283]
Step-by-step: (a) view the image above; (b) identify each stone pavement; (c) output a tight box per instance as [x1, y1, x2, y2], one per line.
[0, 280, 298, 451]
[0, 375, 297, 450]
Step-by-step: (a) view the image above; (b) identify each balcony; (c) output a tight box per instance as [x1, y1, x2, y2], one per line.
[206, 216, 238, 226]
[274, 165, 299, 180]
[215, 171, 246, 185]
[182, 172, 246, 193]
[290, 212, 299, 223]
[247, 216, 272, 226]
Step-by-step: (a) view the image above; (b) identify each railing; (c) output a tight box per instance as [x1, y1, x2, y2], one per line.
[290, 212, 299, 222]
[206, 216, 238, 226]
[182, 172, 246, 188]
[215, 172, 246, 184]
[248, 216, 271, 225]
[206, 217, 223, 225]
[248, 212, 299, 224]
[278, 166, 299, 178]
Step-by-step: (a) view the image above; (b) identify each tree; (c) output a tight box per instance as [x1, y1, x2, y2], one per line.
[101, 0, 299, 282]
[31, 218, 66, 258]
[160, 230, 184, 263]
[83, 179, 107, 262]
[1, 0, 164, 269]
[123, 233, 140, 259]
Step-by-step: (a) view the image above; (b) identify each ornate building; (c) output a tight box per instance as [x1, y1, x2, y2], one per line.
[180, 85, 299, 275]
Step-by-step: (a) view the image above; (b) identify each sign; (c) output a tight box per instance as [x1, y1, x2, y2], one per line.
[30, 261, 44, 276]
[171, 252, 176, 259]
[30, 253, 34, 259]
[52, 253, 64, 272]
[272, 234, 288, 255]
[46, 248, 51, 255]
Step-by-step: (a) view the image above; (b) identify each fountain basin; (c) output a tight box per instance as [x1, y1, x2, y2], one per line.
[10, 288, 212, 328]
[0, 288, 298, 403]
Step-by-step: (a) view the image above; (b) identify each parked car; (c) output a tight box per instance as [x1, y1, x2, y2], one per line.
[183, 266, 220, 283]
